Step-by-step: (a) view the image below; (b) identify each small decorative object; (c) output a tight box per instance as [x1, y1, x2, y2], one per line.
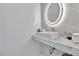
[64, 31, 72, 40]
[63, 31, 67, 39]
[37, 28, 46, 32]
[63, 31, 68, 39]
[37, 28, 41, 32]
[67, 32, 72, 40]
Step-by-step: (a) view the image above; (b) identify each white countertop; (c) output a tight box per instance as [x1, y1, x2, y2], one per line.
[32, 33, 79, 55]
[53, 37, 79, 49]
[33, 35, 79, 50]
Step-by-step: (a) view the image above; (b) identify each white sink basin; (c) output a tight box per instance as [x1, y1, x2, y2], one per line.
[36, 31, 59, 40]
[72, 33, 79, 43]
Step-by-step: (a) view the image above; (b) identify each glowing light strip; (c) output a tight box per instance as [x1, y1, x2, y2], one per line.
[44, 3, 66, 27]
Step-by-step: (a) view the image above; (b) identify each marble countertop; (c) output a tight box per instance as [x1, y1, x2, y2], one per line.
[33, 34, 79, 50]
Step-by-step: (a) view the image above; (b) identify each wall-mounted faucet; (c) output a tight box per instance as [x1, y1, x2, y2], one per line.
[51, 27, 56, 32]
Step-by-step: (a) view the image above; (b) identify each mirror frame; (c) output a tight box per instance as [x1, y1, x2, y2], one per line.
[44, 3, 63, 26]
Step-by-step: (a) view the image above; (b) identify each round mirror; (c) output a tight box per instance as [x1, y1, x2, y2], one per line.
[44, 3, 63, 26]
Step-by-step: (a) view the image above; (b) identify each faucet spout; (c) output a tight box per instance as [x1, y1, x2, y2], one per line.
[52, 27, 55, 32]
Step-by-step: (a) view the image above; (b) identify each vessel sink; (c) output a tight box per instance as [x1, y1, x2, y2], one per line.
[36, 31, 59, 40]
[72, 33, 79, 43]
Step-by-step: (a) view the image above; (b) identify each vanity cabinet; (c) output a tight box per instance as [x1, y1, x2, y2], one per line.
[32, 35, 79, 56]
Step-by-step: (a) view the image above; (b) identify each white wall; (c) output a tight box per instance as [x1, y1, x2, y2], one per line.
[0, 3, 41, 56]
[54, 3, 79, 33]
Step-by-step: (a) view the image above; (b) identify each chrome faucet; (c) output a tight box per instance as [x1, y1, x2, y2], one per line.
[51, 27, 55, 32]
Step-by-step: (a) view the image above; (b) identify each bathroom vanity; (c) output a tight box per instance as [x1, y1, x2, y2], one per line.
[32, 32, 79, 56]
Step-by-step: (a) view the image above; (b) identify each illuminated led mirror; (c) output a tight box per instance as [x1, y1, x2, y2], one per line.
[44, 3, 63, 26]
